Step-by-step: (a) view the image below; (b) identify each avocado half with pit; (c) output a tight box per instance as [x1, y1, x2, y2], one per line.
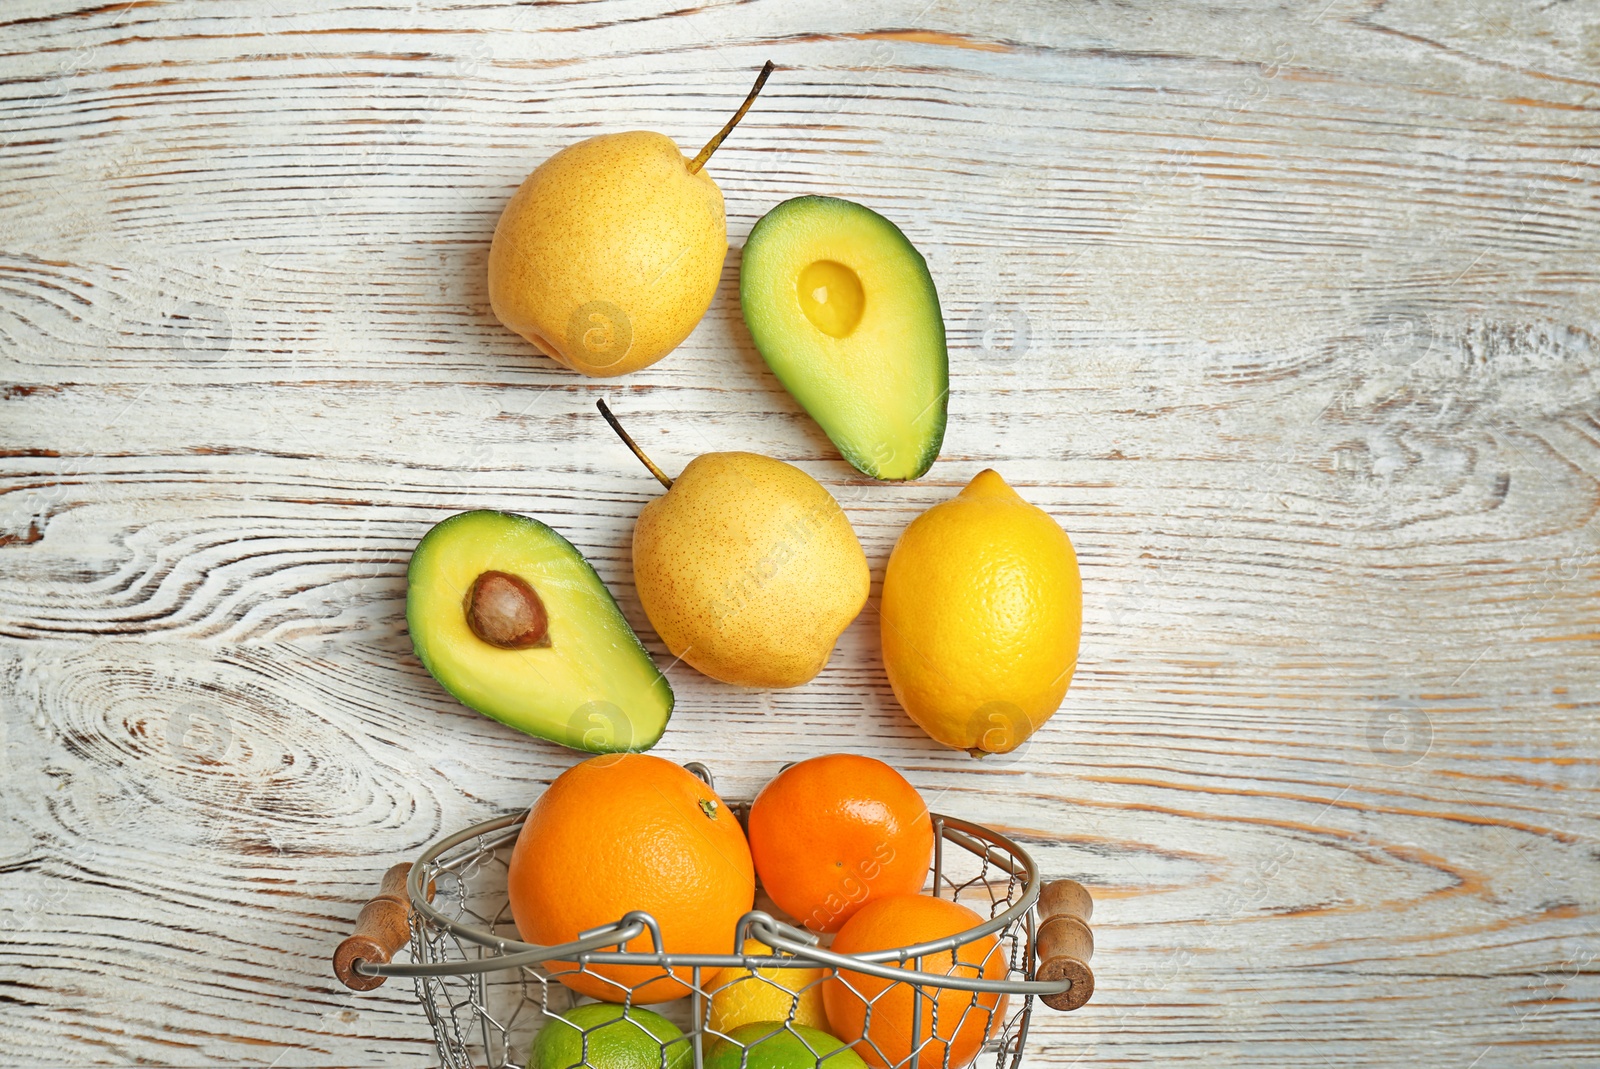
[740, 195, 948, 481]
[405, 510, 672, 753]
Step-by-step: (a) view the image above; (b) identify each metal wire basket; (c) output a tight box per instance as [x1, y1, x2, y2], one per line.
[334, 763, 1095, 1069]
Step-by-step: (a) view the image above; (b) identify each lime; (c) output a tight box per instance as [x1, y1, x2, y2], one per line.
[705, 1022, 866, 1069]
[527, 1002, 690, 1069]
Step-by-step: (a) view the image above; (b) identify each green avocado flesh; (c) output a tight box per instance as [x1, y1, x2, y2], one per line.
[405, 510, 672, 753]
[740, 195, 948, 481]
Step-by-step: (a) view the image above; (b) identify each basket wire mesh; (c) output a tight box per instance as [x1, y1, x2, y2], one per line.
[370, 768, 1062, 1069]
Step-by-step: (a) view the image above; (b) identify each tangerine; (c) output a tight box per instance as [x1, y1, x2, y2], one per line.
[822, 895, 1008, 1069]
[747, 754, 934, 933]
[507, 754, 755, 1003]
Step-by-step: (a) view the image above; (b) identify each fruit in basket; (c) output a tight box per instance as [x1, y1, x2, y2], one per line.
[823, 895, 1007, 1069]
[487, 64, 773, 377]
[880, 470, 1081, 756]
[599, 401, 869, 688]
[705, 1022, 867, 1069]
[708, 938, 829, 1035]
[406, 510, 673, 753]
[507, 754, 755, 1003]
[747, 755, 934, 933]
[526, 1002, 690, 1069]
[739, 196, 947, 481]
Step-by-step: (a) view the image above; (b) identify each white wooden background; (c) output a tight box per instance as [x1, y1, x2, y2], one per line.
[2, 0, 1598, 1065]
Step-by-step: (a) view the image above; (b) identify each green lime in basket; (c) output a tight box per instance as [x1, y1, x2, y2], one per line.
[527, 1002, 691, 1069]
[705, 1022, 867, 1069]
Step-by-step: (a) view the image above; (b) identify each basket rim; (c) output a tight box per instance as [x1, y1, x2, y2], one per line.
[402, 805, 1044, 976]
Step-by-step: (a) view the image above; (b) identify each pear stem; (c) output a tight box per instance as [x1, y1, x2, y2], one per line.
[687, 60, 775, 176]
[597, 399, 674, 489]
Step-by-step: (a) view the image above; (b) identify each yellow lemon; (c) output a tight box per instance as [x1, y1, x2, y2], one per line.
[880, 469, 1082, 755]
[707, 939, 828, 1036]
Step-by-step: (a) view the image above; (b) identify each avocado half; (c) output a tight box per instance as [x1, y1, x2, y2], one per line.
[405, 510, 672, 753]
[740, 195, 948, 481]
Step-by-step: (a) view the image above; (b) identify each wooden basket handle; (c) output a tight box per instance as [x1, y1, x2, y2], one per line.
[333, 863, 430, 991]
[1035, 879, 1095, 1011]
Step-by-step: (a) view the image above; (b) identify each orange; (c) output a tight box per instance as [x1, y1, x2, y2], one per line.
[747, 754, 934, 933]
[507, 754, 755, 1003]
[823, 895, 1009, 1069]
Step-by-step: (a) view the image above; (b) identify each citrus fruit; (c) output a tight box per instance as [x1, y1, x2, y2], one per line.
[526, 1002, 690, 1069]
[748, 754, 934, 933]
[705, 1022, 867, 1069]
[507, 754, 755, 1003]
[822, 895, 1008, 1069]
[879, 469, 1081, 756]
[708, 938, 829, 1035]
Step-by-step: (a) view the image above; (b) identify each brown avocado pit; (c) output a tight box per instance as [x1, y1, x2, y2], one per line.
[465, 570, 551, 649]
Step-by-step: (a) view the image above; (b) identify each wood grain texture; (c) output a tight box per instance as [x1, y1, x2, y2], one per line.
[2, 0, 1598, 1065]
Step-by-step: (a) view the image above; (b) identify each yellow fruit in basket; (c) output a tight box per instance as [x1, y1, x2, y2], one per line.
[507, 754, 755, 1003]
[879, 469, 1081, 755]
[823, 895, 1008, 1069]
[708, 939, 829, 1036]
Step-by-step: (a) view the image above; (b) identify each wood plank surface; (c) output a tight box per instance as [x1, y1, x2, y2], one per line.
[2, 0, 1598, 1065]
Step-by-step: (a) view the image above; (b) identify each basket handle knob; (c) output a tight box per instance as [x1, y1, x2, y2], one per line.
[1036, 879, 1095, 1011]
[334, 863, 422, 991]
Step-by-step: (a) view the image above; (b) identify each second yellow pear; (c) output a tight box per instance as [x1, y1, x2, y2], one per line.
[632, 451, 869, 688]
